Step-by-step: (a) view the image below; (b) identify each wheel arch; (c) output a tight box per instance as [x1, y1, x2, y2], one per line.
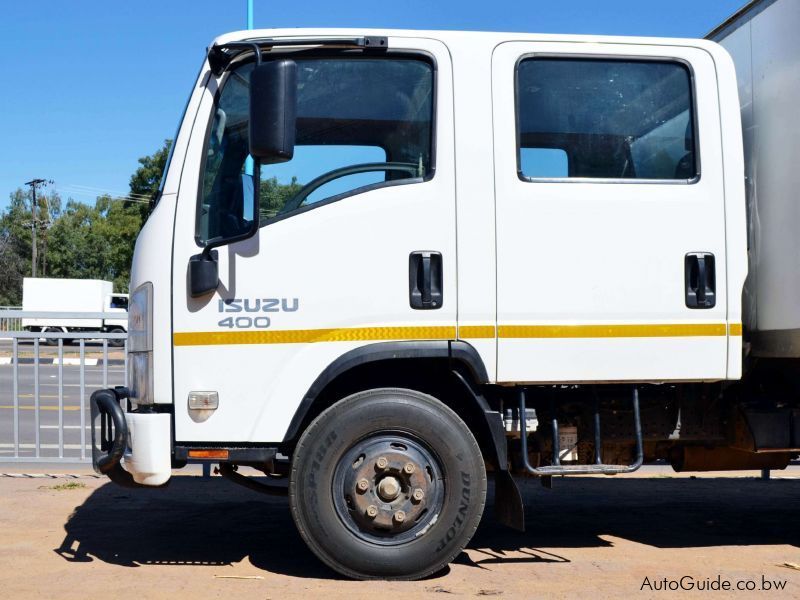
[281, 341, 504, 468]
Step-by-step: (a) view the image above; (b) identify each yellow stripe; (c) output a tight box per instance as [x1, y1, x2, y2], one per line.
[175, 322, 743, 346]
[459, 325, 496, 339]
[497, 323, 728, 338]
[174, 326, 456, 347]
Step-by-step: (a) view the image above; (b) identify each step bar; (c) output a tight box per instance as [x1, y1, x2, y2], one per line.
[518, 387, 644, 476]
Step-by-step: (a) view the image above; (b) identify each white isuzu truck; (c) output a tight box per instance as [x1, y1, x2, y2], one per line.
[22, 277, 128, 346]
[91, 1, 799, 580]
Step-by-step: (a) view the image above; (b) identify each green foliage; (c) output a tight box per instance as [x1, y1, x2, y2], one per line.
[0, 188, 61, 304]
[130, 139, 172, 221]
[45, 196, 143, 291]
[259, 176, 302, 219]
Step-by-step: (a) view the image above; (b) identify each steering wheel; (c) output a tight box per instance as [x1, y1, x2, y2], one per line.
[278, 162, 421, 215]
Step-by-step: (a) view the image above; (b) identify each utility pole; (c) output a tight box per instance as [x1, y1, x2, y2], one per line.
[24, 178, 50, 277]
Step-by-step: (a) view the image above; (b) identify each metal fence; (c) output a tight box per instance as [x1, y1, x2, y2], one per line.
[0, 306, 22, 332]
[0, 311, 127, 463]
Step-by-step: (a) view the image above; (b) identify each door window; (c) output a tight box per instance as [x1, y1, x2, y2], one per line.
[197, 55, 434, 241]
[260, 57, 434, 222]
[517, 58, 697, 181]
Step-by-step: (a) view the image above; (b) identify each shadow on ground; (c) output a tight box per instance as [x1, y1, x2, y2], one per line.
[55, 474, 800, 579]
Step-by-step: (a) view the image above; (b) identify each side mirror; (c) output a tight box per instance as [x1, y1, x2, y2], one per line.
[189, 249, 219, 298]
[249, 59, 297, 164]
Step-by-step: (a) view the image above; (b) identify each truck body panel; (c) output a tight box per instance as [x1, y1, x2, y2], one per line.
[710, 0, 800, 357]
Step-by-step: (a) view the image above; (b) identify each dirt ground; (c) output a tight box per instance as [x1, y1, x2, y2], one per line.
[1, 468, 799, 599]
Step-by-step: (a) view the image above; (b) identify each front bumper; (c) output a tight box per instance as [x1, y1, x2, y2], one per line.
[90, 387, 172, 487]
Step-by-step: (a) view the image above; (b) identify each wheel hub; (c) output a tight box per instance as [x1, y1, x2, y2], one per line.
[333, 435, 444, 545]
[377, 475, 401, 501]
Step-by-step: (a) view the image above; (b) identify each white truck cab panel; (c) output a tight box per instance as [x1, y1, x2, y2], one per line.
[128, 29, 746, 439]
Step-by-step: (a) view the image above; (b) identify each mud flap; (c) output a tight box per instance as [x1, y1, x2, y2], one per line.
[494, 470, 525, 531]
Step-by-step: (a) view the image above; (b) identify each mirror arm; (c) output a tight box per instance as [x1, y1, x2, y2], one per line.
[209, 42, 263, 74]
[202, 236, 226, 254]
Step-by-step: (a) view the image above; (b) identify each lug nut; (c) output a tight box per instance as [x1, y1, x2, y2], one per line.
[412, 488, 425, 502]
[403, 462, 415, 475]
[366, 505, 378, 518]
[376, 457, 388, 470]
[394, 510, 406, 523]
[356, 478, 369, 493]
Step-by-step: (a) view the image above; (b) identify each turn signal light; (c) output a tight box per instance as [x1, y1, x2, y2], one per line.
[188, 449, 229, 459]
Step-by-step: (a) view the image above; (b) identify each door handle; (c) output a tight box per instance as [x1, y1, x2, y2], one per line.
[685, 252, 716, 309]
[409, 251, 443, 310]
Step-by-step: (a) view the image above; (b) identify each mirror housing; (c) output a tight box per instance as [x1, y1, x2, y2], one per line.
[249, 59, 297, 164]
[189, 249, 219, 298]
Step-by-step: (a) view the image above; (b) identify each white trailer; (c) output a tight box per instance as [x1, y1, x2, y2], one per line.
[90, 21, 798, 580]
[22, 277, 128, 345]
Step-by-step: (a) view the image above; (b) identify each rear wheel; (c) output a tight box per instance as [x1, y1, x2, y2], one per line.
[289, 388, 487, 580]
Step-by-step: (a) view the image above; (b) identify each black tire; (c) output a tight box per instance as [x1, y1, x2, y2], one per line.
[289, 388, 487, 580]
[107, 327, 125, 348]
[43, 327, 61, 346]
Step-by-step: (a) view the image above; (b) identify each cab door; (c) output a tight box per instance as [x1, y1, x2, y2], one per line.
[171, 38, 457, 442]
[492, 41, 730, 383]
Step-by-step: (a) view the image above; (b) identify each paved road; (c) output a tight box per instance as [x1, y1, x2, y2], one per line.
[0, 363, 126, 460]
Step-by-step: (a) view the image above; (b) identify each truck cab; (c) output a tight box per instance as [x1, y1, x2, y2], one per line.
[91, 29, 779, 580]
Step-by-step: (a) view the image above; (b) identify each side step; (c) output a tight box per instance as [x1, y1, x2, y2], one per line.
[518, 387, 644, 476]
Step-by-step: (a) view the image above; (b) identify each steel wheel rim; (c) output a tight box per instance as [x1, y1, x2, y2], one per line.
[331, 431, 445, 546]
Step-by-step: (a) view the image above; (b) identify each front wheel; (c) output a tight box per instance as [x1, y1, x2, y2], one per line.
[43, 327, 63, 346]
[289, 388, 487, 580]
[107, 327, 126, 348]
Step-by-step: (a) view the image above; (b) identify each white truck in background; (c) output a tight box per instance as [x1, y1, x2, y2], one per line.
[22, 277, 128, 346]
[90, 0, 799, 581]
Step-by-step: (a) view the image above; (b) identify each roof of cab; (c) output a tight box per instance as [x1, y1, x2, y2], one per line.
[210, 27, 720, 53]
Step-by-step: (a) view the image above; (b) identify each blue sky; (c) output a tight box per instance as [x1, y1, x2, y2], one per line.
[0, 0, 745, 210]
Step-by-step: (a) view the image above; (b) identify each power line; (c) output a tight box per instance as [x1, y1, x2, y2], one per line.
[52, 183, 153, 205]
[57, 188, 151, 204]
[62, 183, 152, 199]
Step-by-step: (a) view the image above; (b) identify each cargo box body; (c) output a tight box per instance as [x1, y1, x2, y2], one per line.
[21, 277, 127, 330]
[709, 0, 800, 357]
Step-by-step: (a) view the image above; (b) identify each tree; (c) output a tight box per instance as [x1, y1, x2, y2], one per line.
[0, 189, 33, 304]
[260, 176, 302, 219]
[129, 139, 172, 219]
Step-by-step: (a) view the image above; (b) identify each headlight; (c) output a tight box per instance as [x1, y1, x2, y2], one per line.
[128, 352, 153, 406]
[128, 282, 153, 353]
[128, 283, 153, 405]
